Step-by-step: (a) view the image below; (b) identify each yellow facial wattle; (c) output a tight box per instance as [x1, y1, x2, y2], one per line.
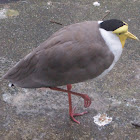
[118, 34, 127, 48]
[113, 23, 139, 48]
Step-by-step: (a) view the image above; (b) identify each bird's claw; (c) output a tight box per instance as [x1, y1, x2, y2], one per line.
[69, 107, 88, 124]
[82, 94, 91, 108]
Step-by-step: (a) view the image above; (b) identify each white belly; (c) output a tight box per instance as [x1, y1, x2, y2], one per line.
[97, 28, 123, 78]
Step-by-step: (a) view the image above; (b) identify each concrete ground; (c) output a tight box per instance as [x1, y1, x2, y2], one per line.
[0, 0, 140, 140]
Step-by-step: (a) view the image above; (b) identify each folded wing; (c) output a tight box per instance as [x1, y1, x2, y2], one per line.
[3, 21, 114, 88]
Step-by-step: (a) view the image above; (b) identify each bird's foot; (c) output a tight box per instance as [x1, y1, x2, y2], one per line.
[69, 107, 88, 124]
[81, 94, 91, 108]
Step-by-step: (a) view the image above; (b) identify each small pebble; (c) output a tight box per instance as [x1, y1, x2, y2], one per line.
[93, 1, 100, 7]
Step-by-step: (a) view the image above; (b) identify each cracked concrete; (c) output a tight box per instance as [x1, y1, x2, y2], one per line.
[0, 0, 140, 140]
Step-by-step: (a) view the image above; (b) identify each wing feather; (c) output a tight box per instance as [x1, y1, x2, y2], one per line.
[3, 21, 114, 88]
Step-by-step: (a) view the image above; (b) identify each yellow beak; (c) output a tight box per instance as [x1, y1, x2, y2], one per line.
[117, 31, 139, 48]
[125, 31, 139, 41]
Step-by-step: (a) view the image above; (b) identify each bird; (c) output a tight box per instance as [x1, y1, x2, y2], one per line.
[2, 19, 138, 124]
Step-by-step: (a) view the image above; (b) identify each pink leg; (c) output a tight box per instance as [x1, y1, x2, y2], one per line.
[50, 85, 91, 124]
[50, 86, 91, 108]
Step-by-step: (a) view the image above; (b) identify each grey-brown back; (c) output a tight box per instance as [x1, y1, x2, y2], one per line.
[3, 21, 114, 88]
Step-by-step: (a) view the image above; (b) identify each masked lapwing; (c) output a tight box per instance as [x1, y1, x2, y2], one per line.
[2, 19, 138, 124]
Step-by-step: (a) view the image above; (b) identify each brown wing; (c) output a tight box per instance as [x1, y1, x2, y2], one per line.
[3, 21, 114, 88]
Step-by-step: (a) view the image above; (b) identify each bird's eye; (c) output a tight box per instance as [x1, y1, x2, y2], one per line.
[119, 33, 122, 35]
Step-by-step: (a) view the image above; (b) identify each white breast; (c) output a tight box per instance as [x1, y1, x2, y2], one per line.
[97, 28, 123, 78]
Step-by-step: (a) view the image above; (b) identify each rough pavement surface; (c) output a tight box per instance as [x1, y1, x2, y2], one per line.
[0, 0, 140, 140]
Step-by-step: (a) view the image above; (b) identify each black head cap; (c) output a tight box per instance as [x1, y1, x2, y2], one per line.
[99, 19, 126, 31]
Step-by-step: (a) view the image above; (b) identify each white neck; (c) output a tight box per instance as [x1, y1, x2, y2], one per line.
[99, 28, 123, 62]
[98, 21, 103, 24]
[96, 28, 123, 79]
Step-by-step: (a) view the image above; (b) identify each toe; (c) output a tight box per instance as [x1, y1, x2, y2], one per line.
[70, 115, 80, 124]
